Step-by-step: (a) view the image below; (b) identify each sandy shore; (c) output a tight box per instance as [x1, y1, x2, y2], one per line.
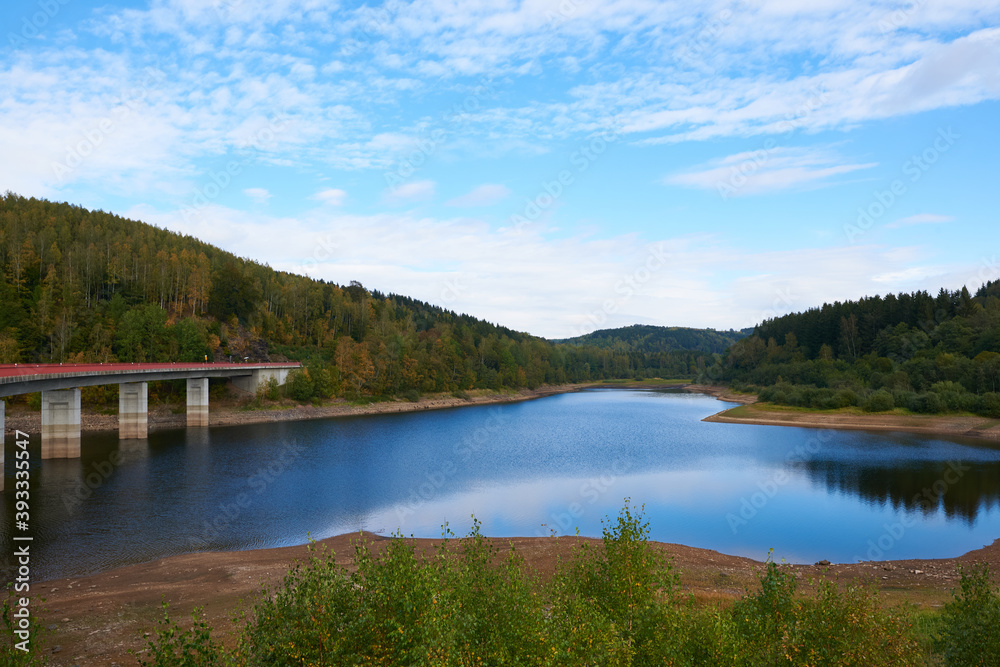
[30, 530, 1000, 665]
[699, 395, 1000, 442]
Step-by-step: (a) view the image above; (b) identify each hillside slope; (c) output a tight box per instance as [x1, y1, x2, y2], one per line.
[0, 194, 716, 399]
[558, 324, 749, 355]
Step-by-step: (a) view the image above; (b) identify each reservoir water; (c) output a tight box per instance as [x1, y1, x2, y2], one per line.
[4, 388, 1000, 581]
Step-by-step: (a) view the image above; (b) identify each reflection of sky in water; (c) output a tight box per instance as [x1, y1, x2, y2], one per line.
[4, 388, 1000, 580]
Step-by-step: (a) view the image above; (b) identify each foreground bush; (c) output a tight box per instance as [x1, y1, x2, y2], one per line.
[130, 502, 995, 665]
[937, 564, 1000, 665]
[732, 559, 918, 666]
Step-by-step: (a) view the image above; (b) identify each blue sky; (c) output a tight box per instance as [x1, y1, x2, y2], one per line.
[2, 0, 999, 338]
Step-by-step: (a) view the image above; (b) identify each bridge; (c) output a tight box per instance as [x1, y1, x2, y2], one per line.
[0, 362, 300, 488]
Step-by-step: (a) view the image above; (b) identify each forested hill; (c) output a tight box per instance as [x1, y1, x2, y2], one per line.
[0, 194, 712, 399]
[557, 325, 749, 355]
[716, 282, 1000, 417]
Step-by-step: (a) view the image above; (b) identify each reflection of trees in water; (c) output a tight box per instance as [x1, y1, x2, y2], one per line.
[798, 460, 1000, 523]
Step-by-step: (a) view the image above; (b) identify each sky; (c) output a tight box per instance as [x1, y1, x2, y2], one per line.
[2, 0, 999, 339]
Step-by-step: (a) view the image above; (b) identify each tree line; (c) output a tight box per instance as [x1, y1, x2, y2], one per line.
[712, 282, 1000, 417]
[560, 324, 749, 355]
[0, 194, 717, 402]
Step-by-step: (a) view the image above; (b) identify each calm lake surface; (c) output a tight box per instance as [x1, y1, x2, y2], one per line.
[4, 389, 1000, 581]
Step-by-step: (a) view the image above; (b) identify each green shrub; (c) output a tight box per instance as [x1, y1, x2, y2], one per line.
[863, 389, 895, 412]
[978, 392, 1000, 418]
[553, 500, 690, 665]
[785, 389, 805, 407]
[909, 391, 943, 414]
[134, 602, 224, 667]
[937, 564, 1000, 665]
[832, 389, 859, 408]
[731, 559, 920, 666]
[310, 367, 335, 399]
[434, 519, 549, 664]
[731, 559, 798, 664]
[264, 378, 279, 401]
[123, 504, 936, 665]
[286, 369, 314, 402]
[784, 580, 919, 665]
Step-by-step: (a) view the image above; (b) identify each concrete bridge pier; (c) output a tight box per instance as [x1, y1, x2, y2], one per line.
[41, 388, 81, 459]
[119, 382, 148, 439]
[187, 378, 209, 427]
[232, 367, 293, 394]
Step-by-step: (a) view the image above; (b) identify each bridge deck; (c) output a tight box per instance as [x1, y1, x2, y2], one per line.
[0, 362, 300, 397]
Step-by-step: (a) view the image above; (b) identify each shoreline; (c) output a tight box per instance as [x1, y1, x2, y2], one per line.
[3, 381, 697, 436]
[1, 383, 596, 436]
[32, 530, 1000, 665]
[12, 379, 993, 445]
[700, 397, 1000, 442]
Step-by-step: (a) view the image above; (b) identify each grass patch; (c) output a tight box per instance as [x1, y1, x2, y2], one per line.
[596, 378, 693, 386]
[748, 402, 984, 419]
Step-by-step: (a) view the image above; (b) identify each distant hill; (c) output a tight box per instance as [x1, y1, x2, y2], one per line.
[556, 324, 750, 355]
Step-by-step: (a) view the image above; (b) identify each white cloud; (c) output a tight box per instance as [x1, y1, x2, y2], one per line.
[666, 147, 877, 196]
[445, 183, 511, 207]
[311, 187, 347, 206]
[123, 202, 972, 339]
[384, 179, 435, 204]
[244, 187, 272, 204]
[1, 0, 998, 204]
[886, 213, 955, 228]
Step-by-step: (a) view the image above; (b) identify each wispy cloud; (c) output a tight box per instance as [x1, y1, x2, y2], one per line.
[384, 179, 435, 204]
[311, 188, 347, 206]
[886, 213, 955, 228]
[3, 0, 999, 201]
[244, 187, 272, 204]
[666, 147, 877, 196]
[445, 184, 510, 207]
